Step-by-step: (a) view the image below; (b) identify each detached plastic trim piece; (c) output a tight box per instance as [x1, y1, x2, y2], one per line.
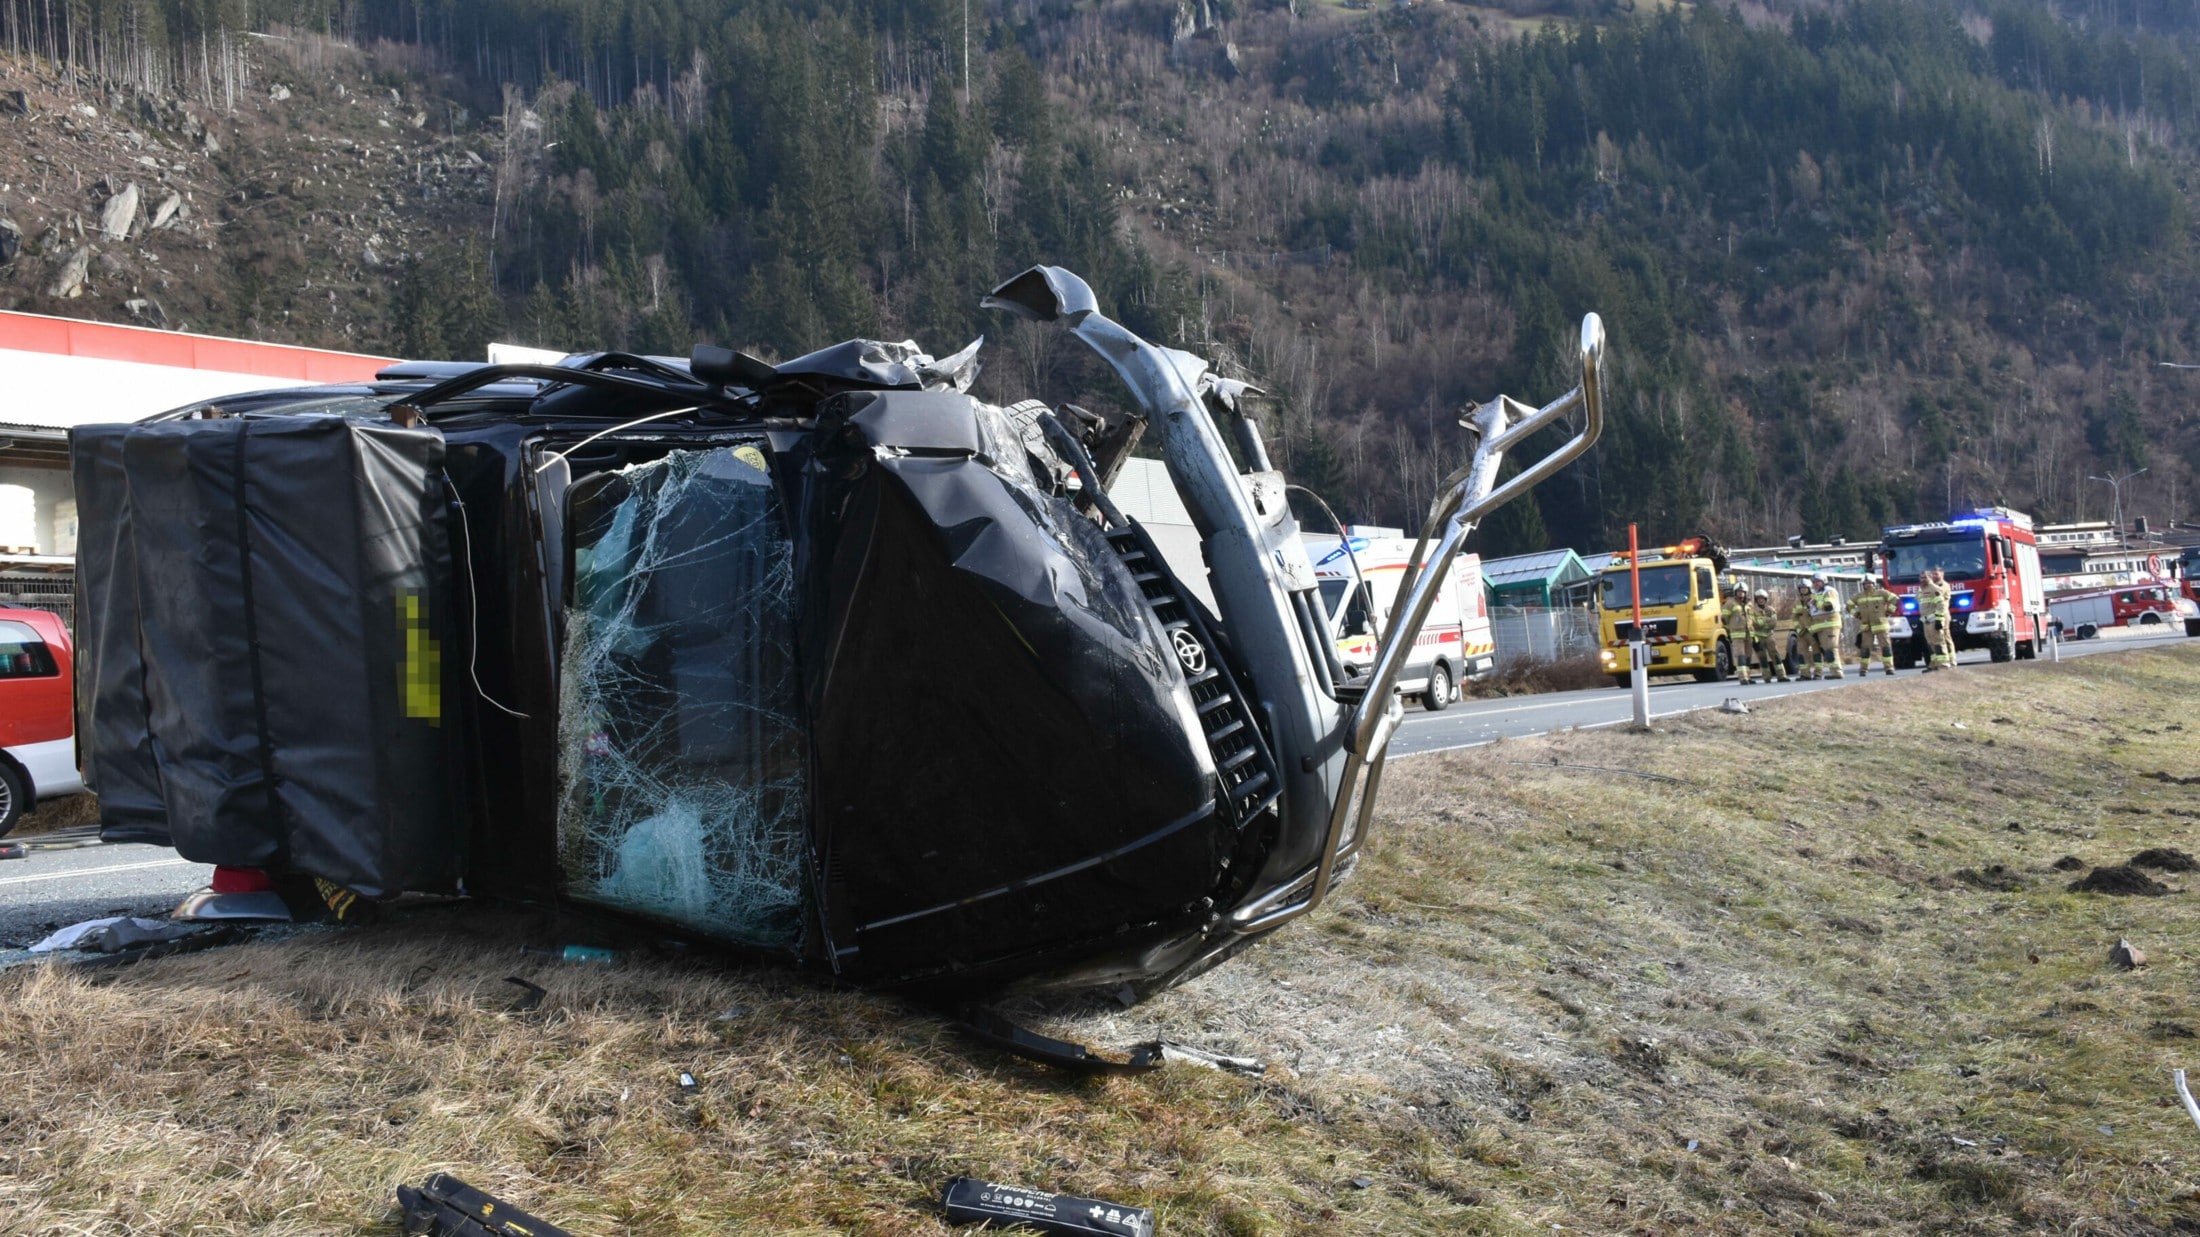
[942, 1175, 1153, 1236]
[397, 1174, 573, 1237]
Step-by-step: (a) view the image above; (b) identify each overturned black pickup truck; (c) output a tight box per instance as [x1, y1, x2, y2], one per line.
[71, 267, 1605, 995]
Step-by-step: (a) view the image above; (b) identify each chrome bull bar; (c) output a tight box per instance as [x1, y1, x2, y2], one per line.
[1229, 312, 1608, 934]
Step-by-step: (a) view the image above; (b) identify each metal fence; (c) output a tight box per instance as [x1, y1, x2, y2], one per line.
[1490, 604, 1600, 665]
[0, 570, 74, 633]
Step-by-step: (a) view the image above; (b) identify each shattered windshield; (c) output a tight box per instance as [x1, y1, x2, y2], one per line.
[1887, 539, 1985, 582]
[1599, 564, 1692, 609]
[557, 445, 808, 949]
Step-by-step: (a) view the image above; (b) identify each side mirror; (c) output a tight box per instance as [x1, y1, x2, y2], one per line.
[982, 266, 1101, 326]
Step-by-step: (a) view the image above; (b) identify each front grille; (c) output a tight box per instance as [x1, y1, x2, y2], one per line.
[1106, 521, 1281, 828]
[1614, 617, 1677, 642]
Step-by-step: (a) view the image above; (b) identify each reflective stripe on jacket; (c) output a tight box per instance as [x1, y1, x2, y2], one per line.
[1849, 589, 1892, 631]
[1808, 588, 1843, 633]
[1919, 582, 1951, 620]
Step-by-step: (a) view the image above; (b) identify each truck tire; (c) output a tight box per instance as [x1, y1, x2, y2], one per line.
[2187, 618, 2200, 638]
[1421, 661, 1455, 712]
[0, 760, 22, 839]
[1894, 639, 1919, 670]
[1988, 632, 2014, 663]
[2016, 638, 2036, 660]
[2140, 611, 2162, 626]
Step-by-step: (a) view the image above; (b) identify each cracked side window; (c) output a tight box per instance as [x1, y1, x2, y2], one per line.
[556, 445, 808, 948]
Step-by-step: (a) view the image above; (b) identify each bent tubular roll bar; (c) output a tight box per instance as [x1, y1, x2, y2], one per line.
[1230, 313, 1608, 935]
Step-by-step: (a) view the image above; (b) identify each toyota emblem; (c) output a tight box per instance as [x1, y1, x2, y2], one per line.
[1170, 628, 1208, 676]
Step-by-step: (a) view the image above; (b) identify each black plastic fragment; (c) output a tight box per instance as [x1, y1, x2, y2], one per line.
[955, 1007, 1160, 1076]
[396, 1174, 572, 1237]
[502, 977, 546, 1012]
[71, 926, 244, 973]
[942, 1176, 1152, 1236]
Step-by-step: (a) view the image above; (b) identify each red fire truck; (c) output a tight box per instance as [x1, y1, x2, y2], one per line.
[2047, 581, 2197, 636]
[1880, 508, 2050, 665]
[2180, 547, 2200, 638]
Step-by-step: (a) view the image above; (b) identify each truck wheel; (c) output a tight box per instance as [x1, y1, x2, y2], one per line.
[2140, 612, 2162, 626]
[2016, 638, 2036, 660]
[0, 761, 22, 839]
[1894, 640, 1919, 670]
[2187, 618, 2200, 638]
[1421, 662, 1454, 712]
[1988, 632, 2014, 663]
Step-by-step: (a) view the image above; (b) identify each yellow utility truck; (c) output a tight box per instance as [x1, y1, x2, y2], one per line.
[1594, 537, 1865, 684]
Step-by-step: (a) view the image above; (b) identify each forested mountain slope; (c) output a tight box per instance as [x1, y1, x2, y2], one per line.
[3, 0, 2197, 553]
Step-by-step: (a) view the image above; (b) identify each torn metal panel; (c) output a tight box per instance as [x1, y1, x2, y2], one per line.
[983, 267, 1342, 915]
[792, 388, 1231, 985]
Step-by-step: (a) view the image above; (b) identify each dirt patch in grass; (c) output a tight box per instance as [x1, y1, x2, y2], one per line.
[1, 646, 2198, 1233]
[1953, 864, 2026, 892]
[2067, 864, 2174, 896]
[2129, 847, 2199, 873]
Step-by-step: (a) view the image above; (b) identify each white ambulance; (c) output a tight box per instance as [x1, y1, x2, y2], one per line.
[1305, 529, 1493, 711]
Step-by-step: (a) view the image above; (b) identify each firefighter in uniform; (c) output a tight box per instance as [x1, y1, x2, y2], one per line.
[1749, 588, 1787, 682]
[1721, 580, 1756, 684]
[1808, 573, 1846, 679]
[1919, 566, 1957, 670]
[1849, 577, 1898, 676]
[1789, 586, 1819, 679]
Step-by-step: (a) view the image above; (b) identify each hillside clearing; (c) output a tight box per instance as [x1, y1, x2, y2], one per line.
[2, 647, 2198, 1234]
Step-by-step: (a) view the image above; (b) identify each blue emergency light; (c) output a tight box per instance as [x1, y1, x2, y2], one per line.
[1954, 591, 1975, 610]
[1900, 596, 1919, 615]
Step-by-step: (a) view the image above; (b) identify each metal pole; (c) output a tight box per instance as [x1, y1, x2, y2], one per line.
[2091, 468, 2147, 548]
[1629, 522, 1650, 729]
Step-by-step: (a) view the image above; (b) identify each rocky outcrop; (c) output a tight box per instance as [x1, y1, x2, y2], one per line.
[97, 183, 138, 240]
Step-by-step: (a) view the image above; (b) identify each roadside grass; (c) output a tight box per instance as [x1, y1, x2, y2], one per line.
[13, 790, 101, 836]
[0, 647, 2197, 1233]
[1463, 650, 1609, 698]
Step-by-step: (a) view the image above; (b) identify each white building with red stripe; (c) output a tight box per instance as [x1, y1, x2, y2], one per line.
[0, 312, 393, 559]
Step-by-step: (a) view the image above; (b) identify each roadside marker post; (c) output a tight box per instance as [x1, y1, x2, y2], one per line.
[1628, 523, 1650, 729]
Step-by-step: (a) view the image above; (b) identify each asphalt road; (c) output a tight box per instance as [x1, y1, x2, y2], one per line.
[0, 624, 2187, 946]
[1387, 622, 2194, 756]
[0, 833, 209, 947]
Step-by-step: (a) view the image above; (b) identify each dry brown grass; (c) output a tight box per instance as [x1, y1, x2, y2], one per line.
[1, 646, 2197, 1233]
[13, 791, 100, 837]
[1462, 651, 1611, 699]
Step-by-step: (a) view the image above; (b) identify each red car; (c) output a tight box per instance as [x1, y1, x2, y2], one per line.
[0, 607, 82, 834]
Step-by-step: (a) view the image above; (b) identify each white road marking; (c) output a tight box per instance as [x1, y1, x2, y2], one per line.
[1395, 680, 1852, 758]
[0, 857, 198, 888]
